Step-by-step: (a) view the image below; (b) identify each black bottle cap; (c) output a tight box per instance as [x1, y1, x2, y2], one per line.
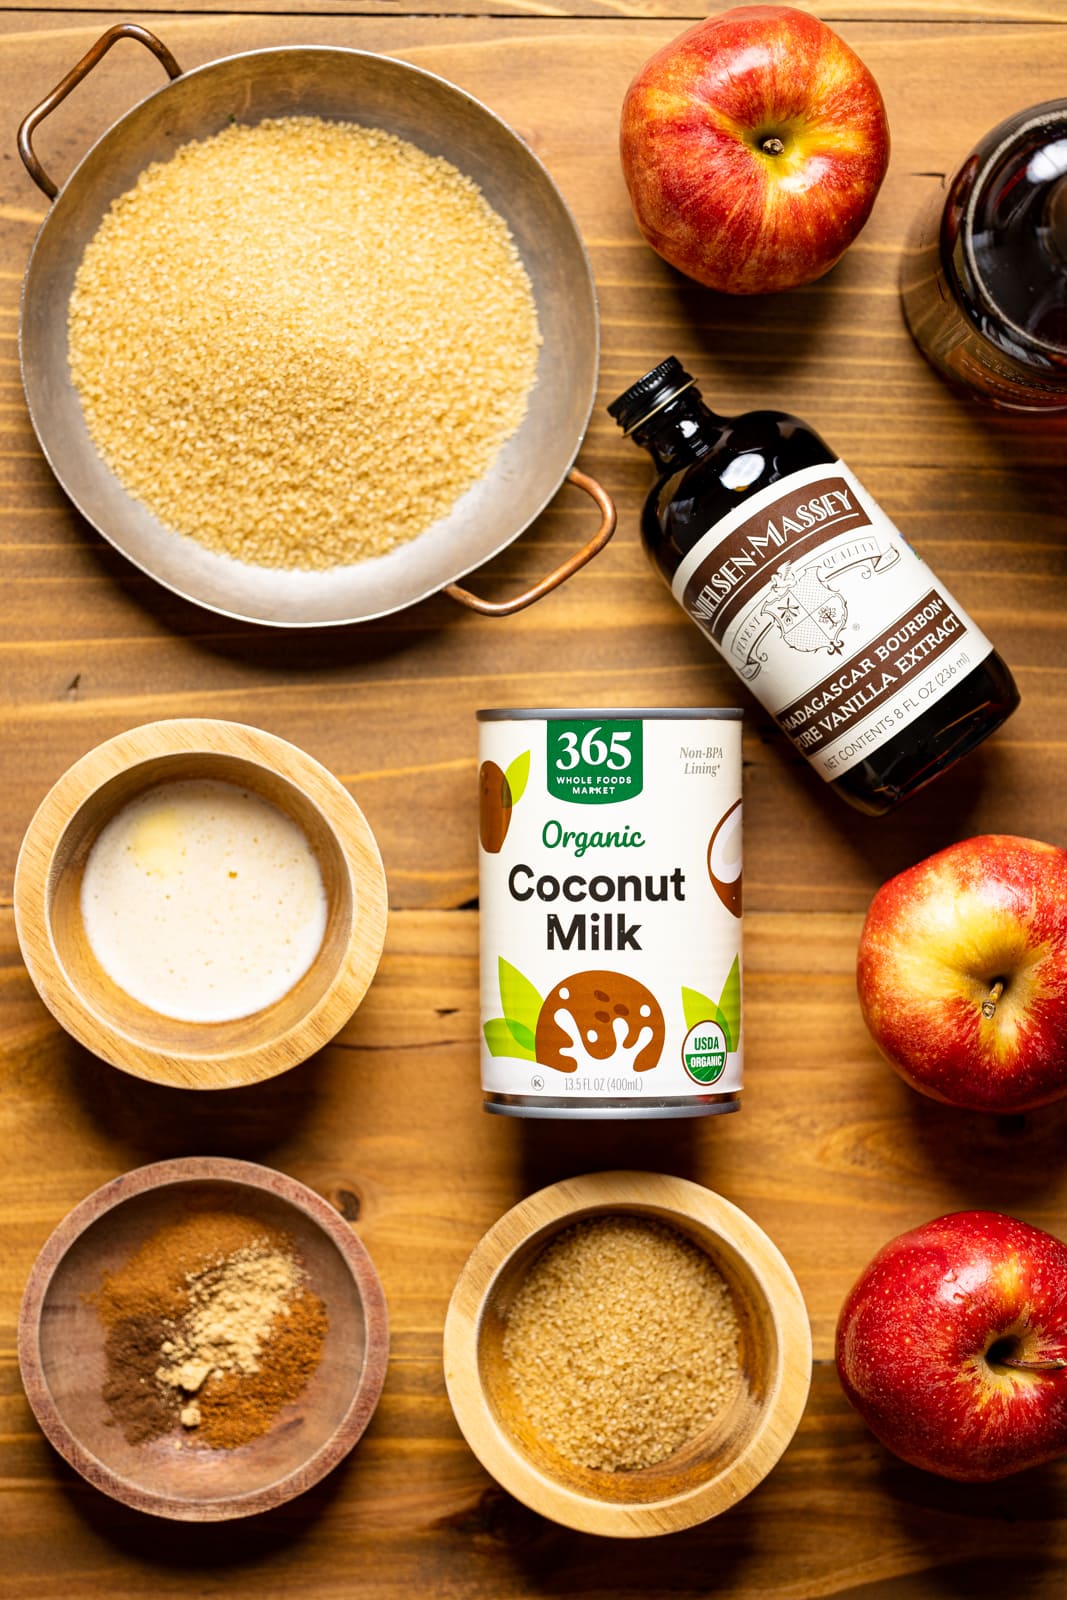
[607, 356, 696, 435]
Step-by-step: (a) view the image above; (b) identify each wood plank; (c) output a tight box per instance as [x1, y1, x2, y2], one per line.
[3, 905, 1067, 1595]
[2, 1, 1065, 23]
[2, 16, 1067, 913]
[7, 13, 1067, 472]
[3, 1364, 1067, 1600]
[0, 570, 1063, 917]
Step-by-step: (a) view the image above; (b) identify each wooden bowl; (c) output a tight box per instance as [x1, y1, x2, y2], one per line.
[18, 1157, 390, 1521]
[13, 719, 388, 1088]
[443, 1171, 811, 1537]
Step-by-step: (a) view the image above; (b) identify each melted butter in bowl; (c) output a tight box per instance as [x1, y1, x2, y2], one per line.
[80, 779, 328, 1023]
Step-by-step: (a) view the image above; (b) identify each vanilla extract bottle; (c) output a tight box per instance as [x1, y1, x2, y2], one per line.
[609, 359, 1019, 815]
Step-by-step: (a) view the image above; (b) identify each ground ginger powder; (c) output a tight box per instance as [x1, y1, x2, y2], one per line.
[67, 116, 542, 570]
[155, 1236, 303, 1426]
[94, 1210, 328, 1449]
[502, 1216, 742, 1472]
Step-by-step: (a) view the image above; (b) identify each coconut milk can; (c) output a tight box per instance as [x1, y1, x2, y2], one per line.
[477, 709, 743, 1118]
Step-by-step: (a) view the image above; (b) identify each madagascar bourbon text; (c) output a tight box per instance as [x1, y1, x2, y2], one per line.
[671, 463, 993, 781]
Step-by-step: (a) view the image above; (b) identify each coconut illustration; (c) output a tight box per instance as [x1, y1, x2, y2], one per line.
[478, 760, 513, 853]
[478, 749, 530, 855]
[708, 799, 742, 917]
[535, 970, 665, 1074]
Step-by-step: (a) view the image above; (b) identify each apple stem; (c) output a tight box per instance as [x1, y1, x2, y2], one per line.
[981, 979, 1005, 1020]
[999, 1355, 1067, 1373]
[760, 136, 786, 157]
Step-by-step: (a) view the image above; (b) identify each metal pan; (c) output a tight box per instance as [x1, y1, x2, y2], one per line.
[18, 24, 614, 626]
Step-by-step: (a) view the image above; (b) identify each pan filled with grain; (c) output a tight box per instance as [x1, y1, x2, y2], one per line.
[17, 25, 614, 626]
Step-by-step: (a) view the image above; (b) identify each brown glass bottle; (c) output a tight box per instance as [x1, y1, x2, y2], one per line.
[609, 359, 1019, 816]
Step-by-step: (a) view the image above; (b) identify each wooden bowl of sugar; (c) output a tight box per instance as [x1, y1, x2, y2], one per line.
[443, 1171, 812, 1537]
[18, 1156, 390, 1520]
[14, 718, 387, 1088]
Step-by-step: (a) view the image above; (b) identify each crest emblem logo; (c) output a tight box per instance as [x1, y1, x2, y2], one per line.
[761, 561, 847, 657]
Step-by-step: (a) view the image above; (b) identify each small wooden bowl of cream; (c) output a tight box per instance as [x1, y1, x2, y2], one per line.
[443, 1171, 812, 1537]
[14, 719, 387, 1088]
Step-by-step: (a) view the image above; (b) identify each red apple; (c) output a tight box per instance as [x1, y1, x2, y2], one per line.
[857, 835, 1067, 1114]
[619, 5, 890, 295]
[836, 1211, 1067, 1481]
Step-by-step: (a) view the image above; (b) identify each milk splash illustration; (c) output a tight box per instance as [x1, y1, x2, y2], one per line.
[550, 984, 657, 1073]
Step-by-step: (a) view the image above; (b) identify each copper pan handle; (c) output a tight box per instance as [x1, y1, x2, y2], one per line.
[18, 23, 182, 200]
[444, 468, 616, 617]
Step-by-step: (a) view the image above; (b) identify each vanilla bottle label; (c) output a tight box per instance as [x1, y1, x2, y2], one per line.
[670, 461, 993, 780]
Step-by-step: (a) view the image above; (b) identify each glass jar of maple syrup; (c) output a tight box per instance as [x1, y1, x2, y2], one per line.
[609, 359, 1019, 815]
[901, 100, 1067, 409]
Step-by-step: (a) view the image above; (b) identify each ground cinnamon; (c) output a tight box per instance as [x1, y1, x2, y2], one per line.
[93, 1208, 328, 1450]
[196, 1292, 329, 1448]
[95, 1211, 272, 1325]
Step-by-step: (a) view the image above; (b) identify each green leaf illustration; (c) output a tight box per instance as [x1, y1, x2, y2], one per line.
[682, 985, 714, 1032]
[504, 750, 530, 807]
[498, 957, 543, 1040]
[484, 1018, 536, 1060]
[718, 955, 741, 1053]
[505, 1018, 536, 1051]
[681, 986, 733, 1052]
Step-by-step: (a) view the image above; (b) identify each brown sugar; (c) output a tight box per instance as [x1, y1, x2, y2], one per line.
[502, 1215, 742, 1471]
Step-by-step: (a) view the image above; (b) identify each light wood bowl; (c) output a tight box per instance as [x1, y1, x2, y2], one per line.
[443, 1171, 812, 1537]
[18, 1157, 390, 1521]
[13, 719, 388, 1088]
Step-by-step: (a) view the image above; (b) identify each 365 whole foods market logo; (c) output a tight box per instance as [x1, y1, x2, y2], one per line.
[546, 720, 643, 805]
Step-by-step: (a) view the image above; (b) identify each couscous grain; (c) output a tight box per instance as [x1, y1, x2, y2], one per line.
[67, 116, 542, 570]
[502, 1215, 742, 1472]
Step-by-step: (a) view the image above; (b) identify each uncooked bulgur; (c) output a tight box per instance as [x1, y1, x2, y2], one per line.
[502, 1215, 742, 1472]
[67, 116, 542, 570]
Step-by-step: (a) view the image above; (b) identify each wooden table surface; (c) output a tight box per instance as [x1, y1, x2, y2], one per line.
[4, 2, 1067, 1595]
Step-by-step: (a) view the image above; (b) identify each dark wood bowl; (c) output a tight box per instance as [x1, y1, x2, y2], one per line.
[18, 1157, 390, 1520]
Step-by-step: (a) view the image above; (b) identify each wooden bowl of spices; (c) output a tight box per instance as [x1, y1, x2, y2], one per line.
[18, 1157, 389, 1520]
[14, 718, 388, 1088]
[443, 1171, 812, 1537]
